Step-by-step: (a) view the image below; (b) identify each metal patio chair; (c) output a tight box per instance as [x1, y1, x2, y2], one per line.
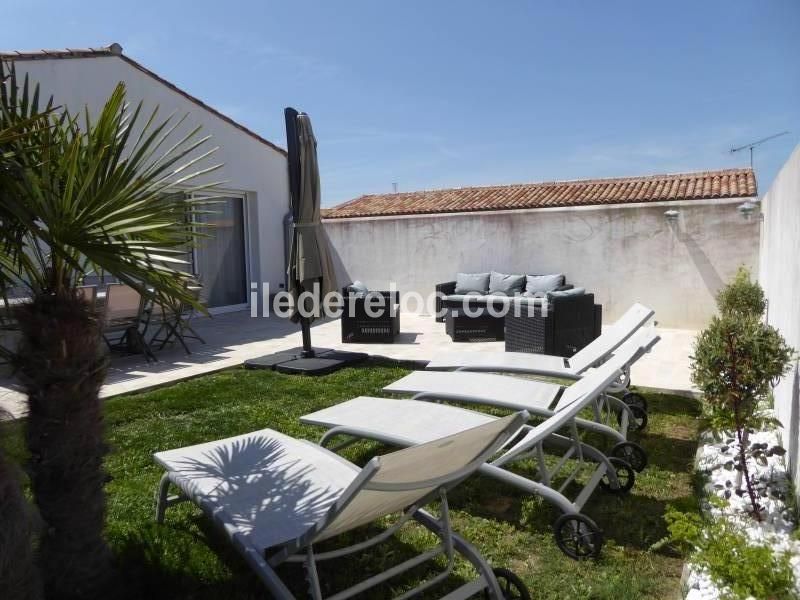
[102, 283, 156, 362]
[149, 283, 206, 354]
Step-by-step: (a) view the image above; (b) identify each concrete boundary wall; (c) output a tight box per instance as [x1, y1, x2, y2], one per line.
[759, 144, 800, 496]
[324, 198, 760, 329]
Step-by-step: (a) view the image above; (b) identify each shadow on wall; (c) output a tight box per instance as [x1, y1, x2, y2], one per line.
[787, 366, 800, 481]
[676, 229, 725, 300]
[323, 225, 352, 288]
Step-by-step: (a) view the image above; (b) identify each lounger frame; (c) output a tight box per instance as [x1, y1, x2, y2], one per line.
[317, 400, 620, 519]
[302, 364, 631, 559]
[155, 414, 527, 599]
[402, 331, 660, 447]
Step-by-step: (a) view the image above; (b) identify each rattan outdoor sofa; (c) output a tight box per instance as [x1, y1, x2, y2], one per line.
[435, 271, 602, 354]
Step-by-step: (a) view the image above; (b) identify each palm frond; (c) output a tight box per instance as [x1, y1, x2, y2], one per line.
[0, 68, 224, 312]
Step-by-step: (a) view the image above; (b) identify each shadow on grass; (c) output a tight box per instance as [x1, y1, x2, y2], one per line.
[116, 512, 484, 600]
[638, 392, 701, 418]
[638, 432, 698, 473]
[445, 470, 694, 556]
[114, 522, 264, 600]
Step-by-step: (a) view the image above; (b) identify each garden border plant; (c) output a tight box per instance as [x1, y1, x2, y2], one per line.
[691, 267, 794, 521]
[660, 268, 798, 600]
[664, 504, 796, 600]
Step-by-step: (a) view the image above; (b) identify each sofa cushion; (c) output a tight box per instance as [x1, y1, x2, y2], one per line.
[454, 272, 490, 294]
[489, 271, 526, 296]
[514, 296, 545, 306]
[525, 274, 565, 295]
[546, 287, 585, 300]
[347, 280, 369, 295]
[347, 279, 369, 298]
[445, 294, 496, 306]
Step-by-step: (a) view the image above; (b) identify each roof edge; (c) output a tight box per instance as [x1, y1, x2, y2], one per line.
[323, 167, 757, 219]
[345, 167, 756, 202]
[0, 44, 287, 156]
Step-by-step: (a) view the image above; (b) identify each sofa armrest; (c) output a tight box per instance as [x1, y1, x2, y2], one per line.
[435, 281, 457, 321]
[554, 283, 574, 292]
[436, 281, 457, 296]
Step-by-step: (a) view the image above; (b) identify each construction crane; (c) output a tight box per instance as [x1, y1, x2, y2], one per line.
[730, 131, 790, 168]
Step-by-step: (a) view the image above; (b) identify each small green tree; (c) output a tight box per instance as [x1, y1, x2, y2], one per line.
[716, 267, 767, 318]
[691, 272, 794, 521]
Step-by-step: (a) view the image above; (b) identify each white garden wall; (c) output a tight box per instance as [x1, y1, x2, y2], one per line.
[759, 144, 800, 496]
[324, 199, 759, 329]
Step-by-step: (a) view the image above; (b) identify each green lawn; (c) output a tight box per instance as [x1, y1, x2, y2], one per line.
[2, 360, 700, 599]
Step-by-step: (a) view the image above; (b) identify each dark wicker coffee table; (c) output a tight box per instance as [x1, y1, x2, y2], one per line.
[445, 308, 505, 342]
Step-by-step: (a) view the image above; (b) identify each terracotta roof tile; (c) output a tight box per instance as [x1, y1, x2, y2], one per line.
[323, 168, 757, 219]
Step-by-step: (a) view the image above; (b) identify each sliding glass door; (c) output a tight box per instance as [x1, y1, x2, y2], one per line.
[192, 195, 248, 310]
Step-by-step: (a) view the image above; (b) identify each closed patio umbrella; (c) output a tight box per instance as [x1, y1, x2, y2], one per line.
[242, 108, 365, 375]
[287, 109, 338, 335]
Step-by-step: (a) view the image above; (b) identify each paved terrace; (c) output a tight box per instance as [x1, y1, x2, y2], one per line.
[0, 310, 697, 420]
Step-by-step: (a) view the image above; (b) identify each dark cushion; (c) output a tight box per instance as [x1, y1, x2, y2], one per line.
[489, 271, 525, 296]
[546, 287, 585, 300]
[454, 272, 490, 294]
[525, 274, 565, 294]
[347, 280, 369, 296]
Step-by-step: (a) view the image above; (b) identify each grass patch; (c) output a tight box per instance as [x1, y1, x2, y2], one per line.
[2, 359, 700, 599]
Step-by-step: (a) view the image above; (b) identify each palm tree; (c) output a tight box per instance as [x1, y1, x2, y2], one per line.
[1, 62, 221, 599]
[0, 65, 47, 600]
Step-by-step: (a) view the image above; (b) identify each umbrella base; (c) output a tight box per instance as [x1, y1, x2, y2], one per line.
[244, 347, 368, 375]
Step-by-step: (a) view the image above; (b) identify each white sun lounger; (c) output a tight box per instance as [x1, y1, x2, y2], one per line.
[154, 412, 528, 599]
[425, 302, 654, 382]
[301, 362, 634, 560]
[383, 329, 661, 472]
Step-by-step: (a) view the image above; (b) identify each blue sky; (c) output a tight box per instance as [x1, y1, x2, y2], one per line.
[5, 0, 799, 206]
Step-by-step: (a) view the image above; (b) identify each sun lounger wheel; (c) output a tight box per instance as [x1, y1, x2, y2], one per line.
[484, 568, 531, 600]
[622, 391, 648, 412]
[610, 441, 648, 472]
[599, 457, 635, 493]
[553, 513, 604, 560]
[617, 403, 648, 431]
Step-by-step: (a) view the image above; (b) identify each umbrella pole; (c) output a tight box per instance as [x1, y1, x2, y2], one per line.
[300, 317, 314, 357]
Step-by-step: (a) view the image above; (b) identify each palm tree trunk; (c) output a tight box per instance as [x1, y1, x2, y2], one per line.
[0, 448, 41, 600]
[16, 291, 113, 599]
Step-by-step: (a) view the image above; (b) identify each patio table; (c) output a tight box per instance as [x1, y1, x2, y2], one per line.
[445, 307, 505, 342]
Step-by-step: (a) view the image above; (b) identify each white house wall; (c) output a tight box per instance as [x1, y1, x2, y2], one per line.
[10, 56, 289, 310]
[759, 143, 800, 496]
[324, 199, 760, 329]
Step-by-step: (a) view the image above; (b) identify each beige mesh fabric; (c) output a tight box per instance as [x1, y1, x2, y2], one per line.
[425, 350, 566, 373]
[76, 285, 97, 308]
[302, 396, 495, 444]
[384, 371, 561, 410]
[154, 428, 360, 552]
[317, 413, 521, 540]
[568, 303, 653, 373]
[606, 329, 659, 368]
[552, 362, 625, 414]
[104, 284, 141, 325]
